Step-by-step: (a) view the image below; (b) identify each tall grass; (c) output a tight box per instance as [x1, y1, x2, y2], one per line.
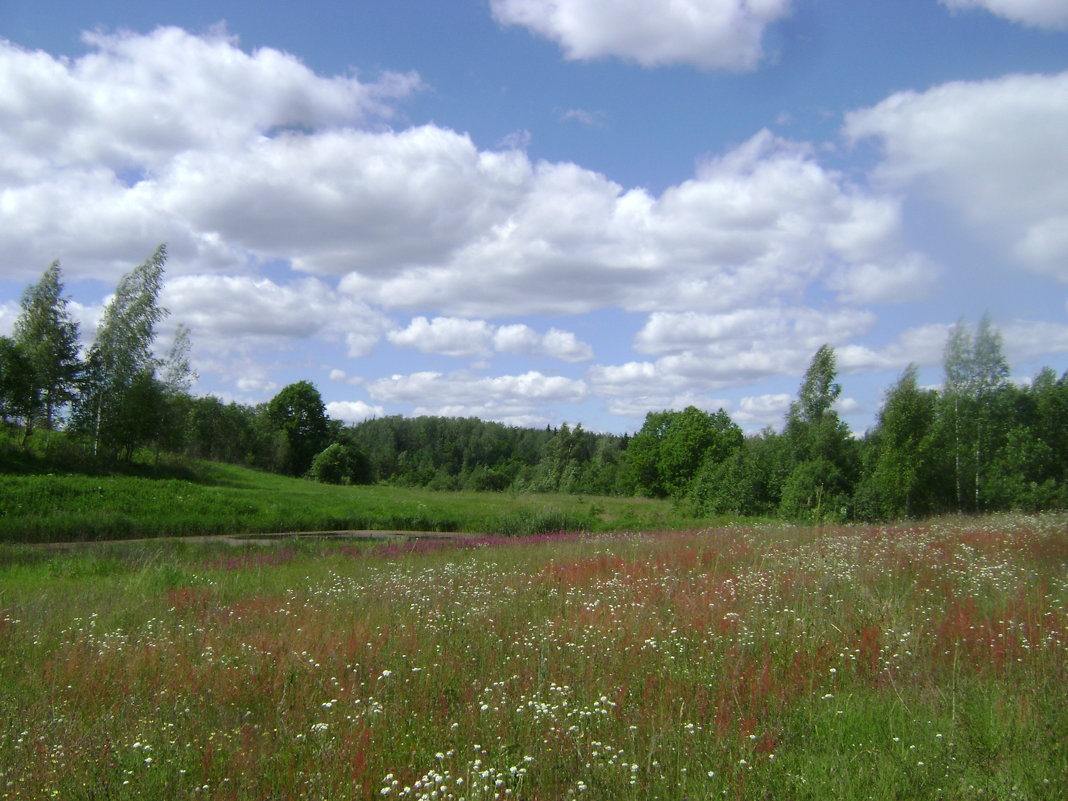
[0, 460, 702, 542]
[0, 514, 1064, 799]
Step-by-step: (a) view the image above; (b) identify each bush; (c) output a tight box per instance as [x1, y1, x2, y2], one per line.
[308, 443, 372, 485]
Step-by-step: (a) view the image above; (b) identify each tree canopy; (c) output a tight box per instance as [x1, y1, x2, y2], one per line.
[1, 269, 1065, 524]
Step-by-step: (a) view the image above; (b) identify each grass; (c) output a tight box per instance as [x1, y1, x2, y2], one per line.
[0, 459, 705, 543]
[0, 514, 1065, 799]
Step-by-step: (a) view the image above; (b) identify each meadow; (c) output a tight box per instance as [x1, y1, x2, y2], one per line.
[0, 459, 701, 543]
[0, 514, 1065, 800]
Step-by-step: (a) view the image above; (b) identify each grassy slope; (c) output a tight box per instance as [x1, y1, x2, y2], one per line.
[0, 459, 706, 543]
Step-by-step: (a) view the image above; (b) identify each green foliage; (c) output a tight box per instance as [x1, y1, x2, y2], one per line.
[687, 428, 789, 517]
[308, 442, 372, 485]
[0, 452, 699, 543]
[1, 254, 1067, 528]
[0, 337, 38, 429]
[779, 346, 857, 521]
[624, 407, 743, 500]
[72, 245, 171, 459]
[266, 381, 330, 476]
[854, 365, 940, 520]
[12, 261, 81, 428]
[779, 458, 850, 523]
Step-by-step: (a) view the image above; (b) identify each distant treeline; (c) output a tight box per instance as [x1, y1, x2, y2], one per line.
[2, 255, 1067, 522]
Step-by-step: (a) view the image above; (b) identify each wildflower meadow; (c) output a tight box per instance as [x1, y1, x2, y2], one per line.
[0, 514, 1065, 799]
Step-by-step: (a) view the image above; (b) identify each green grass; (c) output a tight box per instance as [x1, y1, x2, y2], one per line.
[0, 459, 707, 542]
[0, 515, 1064, 799]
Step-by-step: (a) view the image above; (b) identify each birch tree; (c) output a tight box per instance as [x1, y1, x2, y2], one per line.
[74, 245, 169, 458]
[941, 314, 1009, 512]
[13, 261, 81, 429]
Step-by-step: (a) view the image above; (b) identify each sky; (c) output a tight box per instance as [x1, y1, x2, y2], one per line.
[1, 0, 1067, 435]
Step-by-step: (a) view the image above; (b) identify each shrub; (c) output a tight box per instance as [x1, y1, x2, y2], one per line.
[308, 443, 372, 485]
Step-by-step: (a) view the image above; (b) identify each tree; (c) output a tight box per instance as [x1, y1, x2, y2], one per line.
[160, 324, 196, 394]
[0, 337, 37, 431]
[266, 380, 330, 476]
[12, 261, 81, 429]
[854, 364, 938, 520]
[784, 344, 850, 463]
[984, 369, 1068, 511]
[940, 315, 1010, 512]
[309, 442, 372, 485]
[536, 423, 597, 493]
[658, 407, 742, 500]
[73, 245, 169, 458]
[780, 345, 856, 521]
[622, 411, 673, 497]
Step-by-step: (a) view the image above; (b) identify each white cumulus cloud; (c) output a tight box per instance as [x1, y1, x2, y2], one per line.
[0, 27, 924, 326]
[163, 274, 389, 357]
[326, 400, 386, 424]
[368, 370, 587, 407]
[388, 316, 494, 358]
[387, 318, 594, 362]
[338, 130, 923, 317]
[0, 26, 421, 281]
[735, 393, 793, 427]
[490, 0, 794, 70]
[941, 0, 1068, 28]
[845, 71, 1068, 282]
[365, 370, 586, 427]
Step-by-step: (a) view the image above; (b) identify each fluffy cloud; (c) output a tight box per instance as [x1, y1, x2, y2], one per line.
[0, 26, 420, 281]
[941, 0, 1068, 28]
[836, 323, 953, 374]
[0, 301, 19, 336]
[825, 254, 939, 305]
[735, 393, 793, 427]
[388, 316, 494, 357]
[633, 307, 876, 356]
[494, 325, 594, 362]
[162, 274, 390, 357]
[490, 0, 794, 70]
[845, 71, 1068, 281]
[159, 127, 531, 276]
[326, 400, 386, 424]
[0, 25, 418, 175]
[386, 317, 595, 362]
[368, 370, 587, 406]
[589, 306, 878, 418]
[1002, 319, 1068, 361]
[2, 28, 922, 323]
[337, 130, 923, 317]
[364, 370, 587, 427]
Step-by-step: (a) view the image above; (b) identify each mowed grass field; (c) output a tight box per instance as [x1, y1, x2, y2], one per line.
[1, 515, 1065, 800]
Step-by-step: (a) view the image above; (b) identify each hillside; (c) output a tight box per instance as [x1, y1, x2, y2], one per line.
[0, 457, 702, 544]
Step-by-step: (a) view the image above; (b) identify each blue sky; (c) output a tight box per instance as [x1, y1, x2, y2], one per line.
[1, 0, 1066, 434]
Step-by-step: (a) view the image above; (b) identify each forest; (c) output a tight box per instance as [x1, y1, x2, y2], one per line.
[2, 248, 1067, 523]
